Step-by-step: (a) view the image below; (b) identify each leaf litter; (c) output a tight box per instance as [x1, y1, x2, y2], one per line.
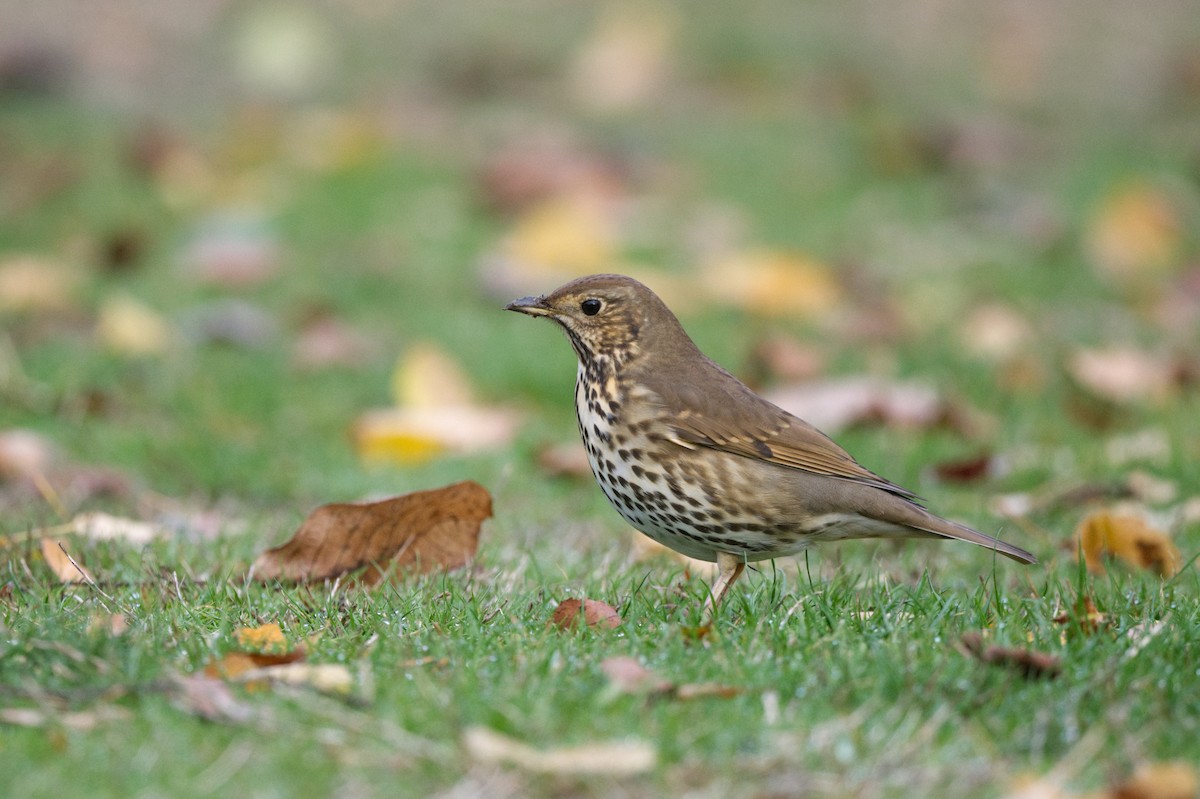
[252, 480, 491, 584]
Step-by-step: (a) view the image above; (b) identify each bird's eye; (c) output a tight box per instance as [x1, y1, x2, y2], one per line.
[580, 298, 603, 316]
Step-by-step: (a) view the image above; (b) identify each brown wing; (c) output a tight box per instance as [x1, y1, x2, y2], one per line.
[658, 373, 920, 501]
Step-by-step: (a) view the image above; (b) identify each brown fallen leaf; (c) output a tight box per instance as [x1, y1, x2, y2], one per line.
[928, 452, 1008, 485]
[1113, 761, 1199, 799]
[40, 537, 93, 583]
[252, 481, 491, 584]
[1052, 595, 1108, 636]
[1076, 510, 1182, 577]
[462, 726, 656, 776]
[203, 649, 306, 681]
[960, 632, 1061, 680]
[1067, 347, 1179, 407]
[550, 598, 622, 630]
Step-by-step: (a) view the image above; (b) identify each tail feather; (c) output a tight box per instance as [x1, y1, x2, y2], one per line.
[916, 516, 1037, 564]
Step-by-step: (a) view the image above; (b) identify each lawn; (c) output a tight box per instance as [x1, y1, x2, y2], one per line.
[2, 4, 1198, 797]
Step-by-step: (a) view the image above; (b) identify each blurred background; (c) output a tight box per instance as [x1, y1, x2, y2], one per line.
[2, 0, 1198, 515]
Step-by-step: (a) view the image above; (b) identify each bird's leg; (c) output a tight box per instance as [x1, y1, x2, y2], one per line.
[703, 551, 746, 621]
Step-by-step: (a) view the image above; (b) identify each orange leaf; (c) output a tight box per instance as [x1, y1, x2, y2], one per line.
[1113, 761, 1199, 799]
[252, 481, 491, 584]
[235, 623, 288, 651]
[203, 649, 306, 681]
[40, 538, 93, 583]
[550, 598, 622, 630]
[1076, 510, 1181, 577]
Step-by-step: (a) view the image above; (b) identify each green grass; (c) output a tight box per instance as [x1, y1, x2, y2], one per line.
[3, 4, 1200, 796]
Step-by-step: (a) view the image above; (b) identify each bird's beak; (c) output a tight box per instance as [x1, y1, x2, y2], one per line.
[504, 295, 555, 317]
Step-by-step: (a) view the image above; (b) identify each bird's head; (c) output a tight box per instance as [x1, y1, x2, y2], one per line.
[505, 273, 680, 366]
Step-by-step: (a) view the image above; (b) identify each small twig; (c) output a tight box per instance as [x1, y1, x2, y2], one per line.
[58, 541, 121, 615]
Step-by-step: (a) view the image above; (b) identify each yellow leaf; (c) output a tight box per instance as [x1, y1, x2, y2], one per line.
[353, 406, 518, 466]
[96, 294, 173, 356]
[505, 197, 615, 274]
[235, 623, 288, 651]
[567, 2, 678, 113]
[1086, 183, 1182, 284]
[0, 256, 82, 314]
[390, 342, 475, 409]
[1076, 510, 1181, 577]
[702, 250, 841, 317]
[40, 538, 93, 583]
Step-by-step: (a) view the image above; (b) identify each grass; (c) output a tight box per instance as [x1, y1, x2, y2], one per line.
[3, 3, 1200, 796]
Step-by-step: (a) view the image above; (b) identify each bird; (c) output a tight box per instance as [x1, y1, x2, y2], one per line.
[505, 273, 1036, 617]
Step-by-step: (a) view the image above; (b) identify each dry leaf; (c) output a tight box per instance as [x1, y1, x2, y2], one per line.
[235, 662, 354, 696]
[355, 343, 518, 465]
[673, 683, 740, 701]
[503, 196, 616, 275]
[550, 598, 622, 630]
[702, 250, 842, 317]
[88, 612, 129, 636]
[601, 656, 672, 694]
[462, 726, 656, 776]
[1052, 595, 1108, 635]
[96, 294, 173, 356]
[476, 135, 631, 216]
[1124, 620, 1168, 661]
[743, 334, 827, 388]
[353, 406, 519, 466]
[567, 2, 677, 114]
[0, 706, 130, 731]
[203, 649, 306, 681]
[0, 255, 81, 313]
[960, 632, 1061, 680]
[252, 481, 491, 583]
[1113, 761, 1199, 799]
[172, 674, 255, 724]
[0, 428, 56, 481]
[74, 512, 162, 545]
[960, 303, 1033, 361]
[763, 377, 976, 436]
[1068, 347, 1178, 406]
[236, 623, 288, 651]
[929, 452, 1008, 484]
[1076, 510, 1181, 577]
[1086, 183, 1182, 285]
[40, 537, 93, 583]
[292, 313, 370, 370]
[391, 343, 476, 409]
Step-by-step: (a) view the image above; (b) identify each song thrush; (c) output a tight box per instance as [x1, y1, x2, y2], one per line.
[506, 274, 1036, 615]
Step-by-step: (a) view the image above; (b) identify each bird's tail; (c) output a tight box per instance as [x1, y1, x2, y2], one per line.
[915, 515, 1037, 564]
